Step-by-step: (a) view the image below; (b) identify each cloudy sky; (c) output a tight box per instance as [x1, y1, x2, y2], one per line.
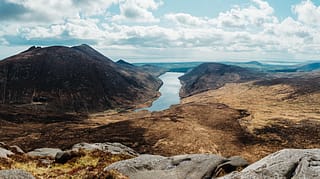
[1, 0, 320, 62]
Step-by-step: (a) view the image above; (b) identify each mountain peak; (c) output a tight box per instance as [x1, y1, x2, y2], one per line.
[117, 59, 134, 66]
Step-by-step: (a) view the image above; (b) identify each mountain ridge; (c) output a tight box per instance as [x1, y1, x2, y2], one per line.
[0, 44, 162, 112]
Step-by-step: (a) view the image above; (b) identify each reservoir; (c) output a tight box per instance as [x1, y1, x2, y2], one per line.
[138, 72, 184, 112]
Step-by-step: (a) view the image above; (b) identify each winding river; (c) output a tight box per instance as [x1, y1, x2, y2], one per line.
[138, 72, 184, 112]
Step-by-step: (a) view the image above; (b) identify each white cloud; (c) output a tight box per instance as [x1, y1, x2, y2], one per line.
[72, 0, 117, 16]
[293, 0, 320, 26]
[0, 37, 9, 45]
[112, 0, 163, 23]
[19, 18, 105, 41]
[164, 13, 208, 26]
[2, 0, 320, 62]
[212, 0, 277, 30]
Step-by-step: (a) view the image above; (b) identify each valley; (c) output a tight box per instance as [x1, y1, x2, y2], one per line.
[1, 45, 320, 178]
[136, 72, 183, 112]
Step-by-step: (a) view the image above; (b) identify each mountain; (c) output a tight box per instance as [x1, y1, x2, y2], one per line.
[134, 62, 203, 73]
[116, 59, 134, 67]
[117, 60, 167, 77]
[0, 44, 162, 112]
[296, 62, 320, 72]
[179, 62, 264, 97]
[137, 65, 167, 77]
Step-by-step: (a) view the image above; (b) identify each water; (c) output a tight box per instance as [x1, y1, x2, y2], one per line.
[137, 72, 184, 112]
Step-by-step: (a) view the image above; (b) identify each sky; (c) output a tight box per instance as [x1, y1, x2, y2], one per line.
[1, 0, 320, 62]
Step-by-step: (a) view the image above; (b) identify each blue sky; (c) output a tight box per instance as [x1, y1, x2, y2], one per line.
[1, 0, 320, 62]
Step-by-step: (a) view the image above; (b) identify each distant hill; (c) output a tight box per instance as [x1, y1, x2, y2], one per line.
[134, 62, 203, 73]
[297, 62, 320, 72]
[117, 60, 167, 77]
[179, 63, 264, 97]
[116, 59, 134, 67]
[0, 44, 162, 112]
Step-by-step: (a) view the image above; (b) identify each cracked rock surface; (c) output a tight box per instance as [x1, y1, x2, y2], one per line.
[104, 154, 248, 179]
[220, 149, 320, 179]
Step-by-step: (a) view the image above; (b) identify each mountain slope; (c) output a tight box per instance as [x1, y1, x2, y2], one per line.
[0, 45, 162, 112]
[297, 62, 320, 72]
[116, 60, 167, 77]
[179, 63, 264, 97]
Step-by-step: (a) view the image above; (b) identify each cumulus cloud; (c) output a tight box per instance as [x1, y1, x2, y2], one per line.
[112, 0, 163, 23]
[1, 0, 320, 61]
[212, 0, 277, 29]
[164, 13, 208, 26]
[72, 0, 117, 16]
[293, 0, 320, 26]
[0, 37, 9, 45]
[17, 18, 106, 45]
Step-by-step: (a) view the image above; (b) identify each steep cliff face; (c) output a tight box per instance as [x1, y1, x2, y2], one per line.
[0, 44, 162, 112]
[179, 63, 263, 97]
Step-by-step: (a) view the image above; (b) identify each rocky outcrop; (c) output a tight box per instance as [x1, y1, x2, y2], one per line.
[0, 169, 35, 179]
[55, 150, 80, 164]
[27, 148, 62, 158]
[0, 142, 23, 158]
[0, 44, 162, 112]
[0, 147, 13, 159]
[54, 142, 139, 164]
[104, 154, 248, 179]
[3, 141, 320, 178]
[220, 149, 320, 179]
[72, 142, 138, 156]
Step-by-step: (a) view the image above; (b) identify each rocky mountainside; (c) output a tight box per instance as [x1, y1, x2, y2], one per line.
[0, 45, 162, 112]
[179, 62, 264, 97]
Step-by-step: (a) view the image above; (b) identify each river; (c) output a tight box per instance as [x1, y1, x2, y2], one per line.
[137, 72, 184, 112]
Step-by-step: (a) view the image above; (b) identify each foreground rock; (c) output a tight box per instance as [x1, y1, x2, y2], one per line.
[55, 142, 138, 163]
[0, 170, 35, 179]
[72, 142, 139, 156]
[0, 143, 24, 159]
[104, 154, 248, 179]
[221, 149, 320, 179]
[27, 148, 62, 158]
[0, 147, 13, 159]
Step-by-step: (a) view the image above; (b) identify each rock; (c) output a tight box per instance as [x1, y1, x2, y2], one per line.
[0, 147, 14, 159]
[0, 169, 35, 179]
[218, 170, 278, 179]
[55, 150, 79, 164]
[27, 148, 62, 158]
[72, 142, 138, 156]
[9, 145, 24, 154]
[215, 156, 249, 176]
[104, 154, 248, 179]
[39, 159, 53, 166]
[220, 149, 320, 179]
[0, 142, 5, 147]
